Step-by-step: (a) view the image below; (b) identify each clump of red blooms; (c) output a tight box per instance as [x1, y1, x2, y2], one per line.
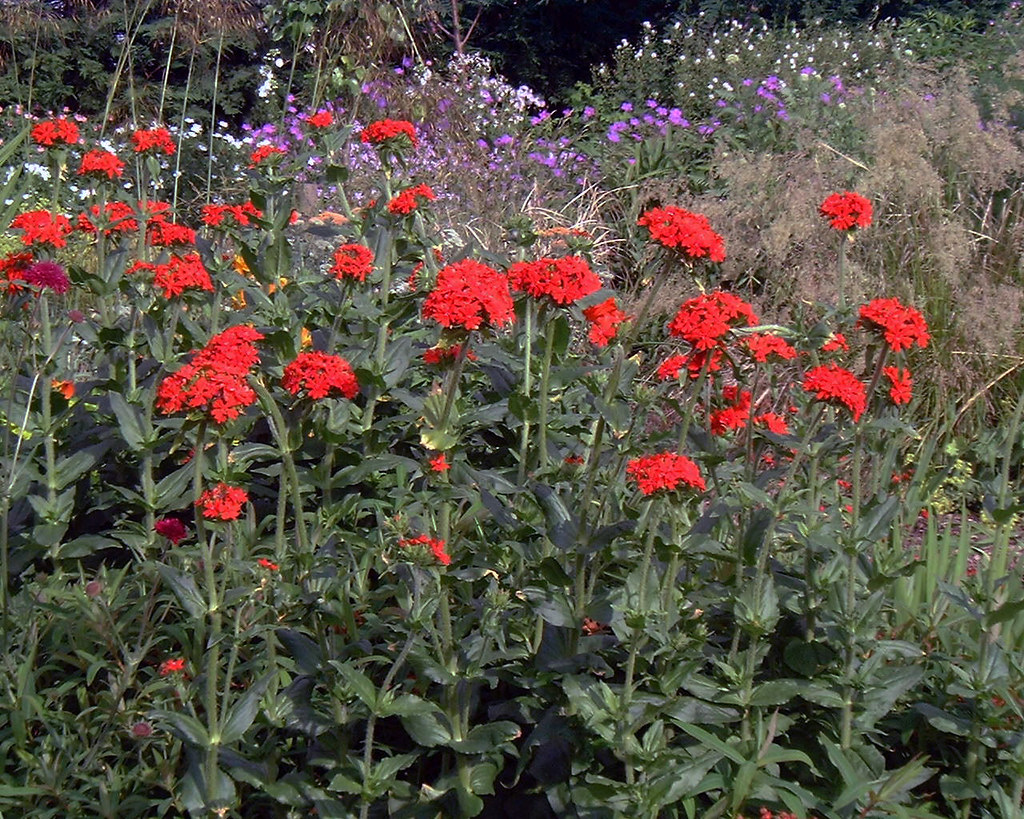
[626, 452, 706, 495]
[820, 191, 872, 231]
[131, 127, 176, 155]
[398, 533, 451, 565]
[668, 291, 758, 351]
[638, 206, 726, 262]
[360, 119, 418, 148]
[506, 256, 601, 306]
[745, 332, 797, 362]
[305, 110, 334, 128]
[710, 386, 752, 435]
[11, 210, 73, 248]
[0, 252, 32, 294]
[201, 202, 262, 229]
[803, 363, 867, 421]
[281, 351, 359, 400]
[858, 297, 930, 351]
[755, 412, 790, 434]
[329, 243, 374, 282]
[249, 144, 286, 166]
[158, 658, 186, 677]
[154, 517, 188, 545]
[257, 558, 280, 571]
[884, 365, 913, 404]
[429, 454, 450, 473]
[129, 253, 214, 299]
[423, 344, 477, 365]
[822, 332, 849, 352]
[78, 148, 124, 179]
[387, 183, 436, 215]
[658, 349, 724, 381]
[735, 808, 802, 819]
[147, 210, 197, 247]
[77, 201, 139, 235]
[422, 259, 515, 332]
[156, 325, 263, 423]
[196, 483, 249, 521]
[583, 297, 629, 346]
[31, 117, 81, 147]
[23, 260, 70, 295]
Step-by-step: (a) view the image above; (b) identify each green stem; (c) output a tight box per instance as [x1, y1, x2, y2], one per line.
[256, 382, 310, 556]
[516, 300, 534, 485]
[438, 338, 472, 436]
[536, 316, 557, 471]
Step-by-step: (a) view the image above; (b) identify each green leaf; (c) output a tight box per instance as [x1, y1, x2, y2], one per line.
[401, 707, 452, 747]
[985, 598, 1024, 627]
[854, 493, 899, 544]
[333, 662, 379, 710]
[532, 482, 579, 551]
[747, 679, 802, 707]
[54, 446, 103, 490]
[154, 464, 193, 508]
[109, 392, 150, 451]
[155, 563, 207, 618]
[153, 710, 210, 747]
[276, 628, 322, 676]
[220, 671, 275, 744]
[448, 720, 522, 754]
[673, 723, 745, 765]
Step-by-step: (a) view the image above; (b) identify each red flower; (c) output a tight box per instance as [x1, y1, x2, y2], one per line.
[802, 363, 867, 421]
[282, 351, 359, 400]
[820, 191, 872, 231]
[821, 332, 849, 353]
[77, 201, 139, 235]
[78, 148, 124, 179]
[306, 110, 334, 128]
[11, 210, 73, 248]
[0, 251, 32, 294]
[745, 333, 797, 363]
[507, 256, 601, 306]
[131, 127, 176, 155]
[422, 259, 515, 332]
[249, 144, 286, 166]
[858, 297, 930, 351]
[257, 558, 280, 571]
[156, 325, 263, 423]
[360, 119, 418, 148]
[638, 206, 726, 262]
[398, 533, 451, 565]
[31, 117, 80, 147]
[657, 349, 724, 381]
[147, 216, 196, 247]
[583, 297, 628, 346]
[754, 412, 790, 434]
[429, 453, 450, 473]
[23, 260, 70, 294]
[196, 483, 249, 520]
[330, 243, 374, 282]
[626, 452, 706, 495]
[423, 344, 476, 365]
[387, 183, 435, 215]
[668, 291, 758, 350]
[883, 366, 913, 405]
[158, 657, 186, 676]
[154, 517, 188, 545]
[710, 386, 751, 435]
[201, 201, 262, 228]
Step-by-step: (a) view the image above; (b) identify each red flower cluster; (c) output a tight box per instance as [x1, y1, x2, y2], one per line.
[131, 127, 176, 155]
[156, 325, 263, 423]
[710, 386, 751, 435]
[745, 333, 797, 363]
[159, 658, 186, 677]
[637, 206, 726, 262]
[148, 216, 196, 247]
[196, 483, 249, 520]
[306, 110, 334, 128]
[360, 119, 418, 148]
[626, 452, 706, 495]
[257, 557, 280, 571]
[883, 366, 913, 405]
[820, 191, 872, 231]
[78, 148, 124, 179]
[0, 252, 33, 294]
[423, 344, 477, 365]
[822, 332, 849, 353]
[668, 291, 758, 351]
[422, 259, 515, 332]
[249, 145, 286, 166]
[429, 453, 450, 472]
[281, 351, 359, 400]
[201, 201, 262, 228]
[77, 201, 139, 235]
[583, 297, 628, 346]
[329, 243, 374, 282]
[31, 117, 80, 147]
[803, 363, 867, 421]
[507, 256, 601, 306]
[154, 517, 188, 545]
[657, 349, 724, 381]
[398, 533, 451, 565]
[11, 210, 73, 248]
[858, 297, 930, 351]
[755, 412, 790, 434]
[130, 253, 214, 299]
[387, 183, 435, 215]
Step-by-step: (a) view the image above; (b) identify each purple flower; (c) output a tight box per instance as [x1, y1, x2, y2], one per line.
[646, 99, 659, 108]
[820, 93, 831, 104]
[763, 75, 781, 91]
[742, 78, 754, 87]
[583, 106, 595, 119]
[667, 108, 687, 126]
[620, 102, 633, 112]
[801, 66, 816, 76]
[24, 261, 70, 294]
